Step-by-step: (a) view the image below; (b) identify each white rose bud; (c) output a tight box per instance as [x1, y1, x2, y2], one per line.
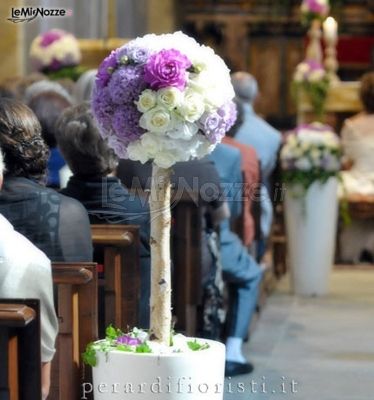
[177, 90, 205, 123]
[139, 106, 173, 133]
[157, 87, 183, 110]
[136, 89, 157, 113]
[127, 141, 149, 164]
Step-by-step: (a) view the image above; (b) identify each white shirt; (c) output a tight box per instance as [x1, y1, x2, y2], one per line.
[0, 214, 58, 362]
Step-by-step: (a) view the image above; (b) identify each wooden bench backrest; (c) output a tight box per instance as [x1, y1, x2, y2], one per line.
[91, 224, 141, 331]
[50, 262, 97, 400]
[0, 299, 41, 400]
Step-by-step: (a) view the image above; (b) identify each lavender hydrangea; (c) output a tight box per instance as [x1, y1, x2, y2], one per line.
[92, 86, 115, 132]
[117, 45, 152, 65]
[112, 106, 145, 141]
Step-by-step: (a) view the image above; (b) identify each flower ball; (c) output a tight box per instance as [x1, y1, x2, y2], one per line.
[30, 29, 81, 72]
[92, 31, 236, 169]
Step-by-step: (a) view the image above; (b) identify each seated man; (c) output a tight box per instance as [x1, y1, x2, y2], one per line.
[209, 142, 263, 377]
[56, 102, 151, 327]
[0, 98, 93, 262]
[0, 148, 58, 400]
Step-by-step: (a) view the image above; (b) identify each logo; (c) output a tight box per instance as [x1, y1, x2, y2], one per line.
[8, 7, 73, 23]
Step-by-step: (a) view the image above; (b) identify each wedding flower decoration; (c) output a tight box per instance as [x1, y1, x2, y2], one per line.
[29, 29, 83, 80]
[83, 325, 210, 367]
[301, 0, 330, 24]
[281, 122, 342, 193]
[292, 60, 330, 119]
[92, 31, 236, 169]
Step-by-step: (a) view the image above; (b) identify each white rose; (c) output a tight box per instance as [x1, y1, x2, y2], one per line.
[127, 141, 149, 164]
[140, 133, 162, 157]
[177, 90, 205, 123]
[136, 89, 157, 113]
[166, 122, 198, 140]
[139, 106, 174, 133]
[157, 87, 183, 110]
[297, 62, 310, 74]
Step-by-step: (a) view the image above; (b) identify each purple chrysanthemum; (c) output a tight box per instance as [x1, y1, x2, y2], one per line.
[112, 105, 145, 141]
[108, 66, 146, 105]
[92, 86, 115, 132]
[96, 50, 119, 89]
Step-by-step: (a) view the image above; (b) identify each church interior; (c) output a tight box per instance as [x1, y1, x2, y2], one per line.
[0, 1, 373, 399]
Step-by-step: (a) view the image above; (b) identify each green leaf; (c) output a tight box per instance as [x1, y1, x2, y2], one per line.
[135, 342, 152, 353]
[187, 340, 210, 351]
[116, 344, 134, 352]
[105, 324, 123, 340]
[82, 342, 97, 367]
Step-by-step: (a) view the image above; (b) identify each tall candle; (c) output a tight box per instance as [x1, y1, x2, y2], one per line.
[323, 17, 338, 42]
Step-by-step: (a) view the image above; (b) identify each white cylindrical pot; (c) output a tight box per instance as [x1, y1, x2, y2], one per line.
[284, 177, 338, 296]
[90, 339, 225, 399]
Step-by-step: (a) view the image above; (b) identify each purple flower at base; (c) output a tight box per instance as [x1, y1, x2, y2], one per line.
[112, 105, 145, 141]
[96, 50, 119, 89]
[117, 44, 151, 65]
[116, 335, 142, 346]
[92, 86, 115, 132]
[144, 49, 191, 91]
[40, 29, 64, 47]
[108, 66, 146, 105]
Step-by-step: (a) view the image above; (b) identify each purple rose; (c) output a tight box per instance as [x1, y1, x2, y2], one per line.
[217, 101, 237, 131]
[144, 49, 191, 90]
[107, 135, 129, 159]
[96, 50, 119, 89]
[40, 29, 65, 47]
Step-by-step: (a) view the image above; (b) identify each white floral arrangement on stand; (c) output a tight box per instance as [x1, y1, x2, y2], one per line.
[281, 122, 342, 194]
[29, 29, 83, 80]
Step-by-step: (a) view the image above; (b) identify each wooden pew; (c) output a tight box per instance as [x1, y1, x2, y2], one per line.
[50, 262, 98, 400]
[0, 299, 41, 400]
[171, 192, 207, 337]
[91, 225, 141, 331]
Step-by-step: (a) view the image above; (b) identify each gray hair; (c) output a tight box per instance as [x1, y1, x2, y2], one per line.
[0, 147, 5, 176]
[231, 72, 258, 103]
[73, 69, 97, 104]
[24, 80, 73, 104]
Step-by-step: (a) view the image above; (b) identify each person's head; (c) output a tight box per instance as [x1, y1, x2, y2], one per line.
[56, 102, 118, 178]
[25, 80, 73, 148]
[0, 147, 4, 188]
[73, 69, 97, 103]
[360, 71, 374, 114]
[0, 98, 49, 182]
[231, 72, 259, 105]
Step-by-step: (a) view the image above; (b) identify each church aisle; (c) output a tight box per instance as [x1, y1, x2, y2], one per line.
[224, 269, 374, 400]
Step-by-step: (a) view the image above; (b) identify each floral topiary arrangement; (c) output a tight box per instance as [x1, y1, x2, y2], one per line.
[281, 122, 342, 194]
[29, 29, 84, 81]
[90, 31, 235, 351]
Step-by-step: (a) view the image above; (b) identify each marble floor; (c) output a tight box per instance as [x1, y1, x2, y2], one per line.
[224, 269, 374, 400]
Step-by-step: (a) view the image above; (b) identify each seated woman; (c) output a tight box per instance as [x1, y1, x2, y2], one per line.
[56, 102, 151, 327]
[26, 80, 73, 188]
[340, 71, 374, 262]
[0, 148, 58, 400]
[0, 98, 93, 262]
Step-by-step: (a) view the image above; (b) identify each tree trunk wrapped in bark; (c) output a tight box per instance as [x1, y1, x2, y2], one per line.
[149, 164, 172, 346]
